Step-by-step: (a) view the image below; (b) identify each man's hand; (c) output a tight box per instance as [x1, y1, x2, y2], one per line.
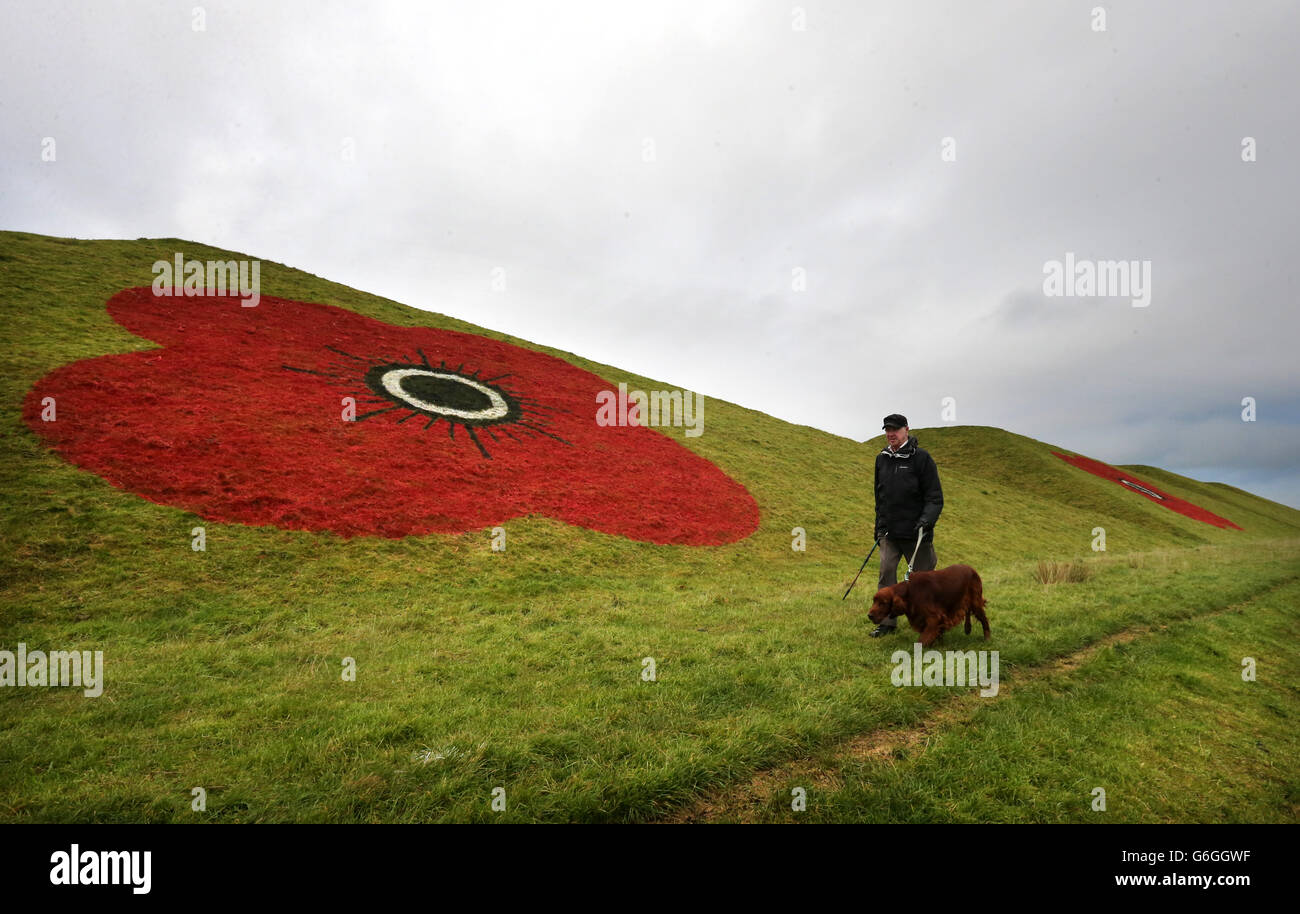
[875, 526, 887, 541]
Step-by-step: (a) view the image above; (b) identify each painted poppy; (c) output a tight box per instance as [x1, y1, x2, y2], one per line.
[23, 288, 761, 544]
[1052, 452, 1241, 529]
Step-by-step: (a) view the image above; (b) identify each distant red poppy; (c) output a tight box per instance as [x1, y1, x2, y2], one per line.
[22, 287, 760, 544]
[1052, 452, 1241, 529]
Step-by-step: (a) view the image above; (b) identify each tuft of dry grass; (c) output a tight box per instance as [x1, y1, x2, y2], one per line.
[1034, 559, 1091, 584]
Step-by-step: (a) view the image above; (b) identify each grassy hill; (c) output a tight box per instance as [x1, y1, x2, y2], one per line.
[2, 230, 1298, 823]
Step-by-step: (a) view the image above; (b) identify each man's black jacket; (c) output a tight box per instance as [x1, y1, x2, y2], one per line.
[874, 434, 943, 539]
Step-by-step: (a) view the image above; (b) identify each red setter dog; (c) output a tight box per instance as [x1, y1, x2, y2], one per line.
[868, 564, 990, 648]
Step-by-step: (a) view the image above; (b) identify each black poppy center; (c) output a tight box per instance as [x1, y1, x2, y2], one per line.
[400, 374, 493, 413]
[361, 361, 521, 427]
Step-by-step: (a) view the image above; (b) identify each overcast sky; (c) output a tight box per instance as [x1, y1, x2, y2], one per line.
[3, 1, 1297, 509]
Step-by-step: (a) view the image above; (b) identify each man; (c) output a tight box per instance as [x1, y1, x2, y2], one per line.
[870, 414, 944, 637]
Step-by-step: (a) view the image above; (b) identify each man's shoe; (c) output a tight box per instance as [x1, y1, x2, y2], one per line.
[869, 624, 895, 637]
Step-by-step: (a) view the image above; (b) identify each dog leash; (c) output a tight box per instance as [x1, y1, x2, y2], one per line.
[903, 529, 927, 581]
[842, 537, 883, 600]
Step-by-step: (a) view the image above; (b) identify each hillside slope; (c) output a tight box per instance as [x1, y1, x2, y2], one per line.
[4, 231, 1297, 564]
[2, 230, 1298, 823]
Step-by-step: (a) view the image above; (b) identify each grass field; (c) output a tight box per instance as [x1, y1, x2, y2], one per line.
[2, 230, 1297, 823]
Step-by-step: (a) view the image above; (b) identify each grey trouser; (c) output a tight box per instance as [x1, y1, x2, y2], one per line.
[874, 533, 937, 630]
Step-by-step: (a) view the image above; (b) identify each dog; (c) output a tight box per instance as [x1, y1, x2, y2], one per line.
[868, 564, 990, 648]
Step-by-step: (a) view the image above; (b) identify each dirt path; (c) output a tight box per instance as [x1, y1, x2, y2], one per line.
[659, 577, 1296, 823]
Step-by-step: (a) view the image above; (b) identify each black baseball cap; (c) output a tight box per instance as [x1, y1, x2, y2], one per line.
[882, 414, 908, 429]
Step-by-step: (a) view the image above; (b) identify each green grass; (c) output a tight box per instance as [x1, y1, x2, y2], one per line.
[745, 575, 1300, 823]
[2, 230, 1298, 822]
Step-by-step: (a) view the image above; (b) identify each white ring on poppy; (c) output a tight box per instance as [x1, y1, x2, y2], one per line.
[379, 368, 510, 421]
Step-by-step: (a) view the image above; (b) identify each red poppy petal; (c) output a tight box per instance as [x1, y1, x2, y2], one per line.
[1052, 452, 1241, 530]
[24, 288, 760, 544]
